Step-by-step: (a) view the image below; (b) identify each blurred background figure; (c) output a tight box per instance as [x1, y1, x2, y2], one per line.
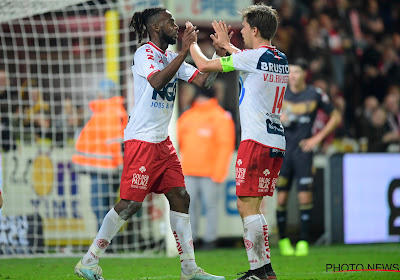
[54, 94, 84, 147]
[0, 189, 3, 209]
[19, 80, 51, 142]
[177, 85, 235, 250]
[277, 58, 342, 256]
[0, 66, 16, 151]
[72, 79, 127, 229]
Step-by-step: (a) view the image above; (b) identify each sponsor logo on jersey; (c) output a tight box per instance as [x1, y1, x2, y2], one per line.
[257, 51, 289, 73]
[152, 80, 177, 102]
[266, 119, 284, 136]
[259, 62, 289, 73]
[131, 166, 150, 190]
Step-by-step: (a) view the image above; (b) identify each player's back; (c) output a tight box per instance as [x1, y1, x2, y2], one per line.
[230, 46, 289, 150]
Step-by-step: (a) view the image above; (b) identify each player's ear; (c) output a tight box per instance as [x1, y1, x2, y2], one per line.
[253, 26, 259, 36]
[151, 22, 160, 33]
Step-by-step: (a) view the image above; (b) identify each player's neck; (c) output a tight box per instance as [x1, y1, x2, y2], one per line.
[149, 37, 168, 52]
[290, 82, 307, 93]
[252, 38, 271, 49]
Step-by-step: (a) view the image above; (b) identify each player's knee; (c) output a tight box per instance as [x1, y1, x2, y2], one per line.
[166, 187, 190, 212]
[298, 191, 312, 205]
[115, 199, 142, 220]
[277, 191, 289, 206]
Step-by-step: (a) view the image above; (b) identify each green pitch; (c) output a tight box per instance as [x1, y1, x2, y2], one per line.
[0, 243, 399, 280]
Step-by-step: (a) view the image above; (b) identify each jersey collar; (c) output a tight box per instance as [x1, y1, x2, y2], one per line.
[259, 45, 276, 50]
[147, 41, 166, 55]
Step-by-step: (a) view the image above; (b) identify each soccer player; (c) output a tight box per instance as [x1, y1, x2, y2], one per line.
[74, 7, 225, 280]
[188, 4, 287, 280]
[276, 58, 342, 256]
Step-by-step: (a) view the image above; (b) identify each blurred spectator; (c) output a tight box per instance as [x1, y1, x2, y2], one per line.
[382, 89, 400, 148]
[319, 12, 346, 89]
[0, 67, 16, 151]
[72, 79, 127, 229]
[54, 95, 84, 146]
[177, 85, 235, 250]
[354, 95, 379, 139]
[19, 81, 51, 141]
[364, 106, 392, 152]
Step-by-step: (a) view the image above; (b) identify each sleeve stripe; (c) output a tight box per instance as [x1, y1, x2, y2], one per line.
[147, 70, 160, 80]
[188, 69, 200, 83]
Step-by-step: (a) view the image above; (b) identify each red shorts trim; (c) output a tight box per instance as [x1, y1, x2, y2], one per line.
[236, 140, 284, 197]
[120, 137, 185, 202]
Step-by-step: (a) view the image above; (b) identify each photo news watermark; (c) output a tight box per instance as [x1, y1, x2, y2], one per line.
[326, 263, 400, 273]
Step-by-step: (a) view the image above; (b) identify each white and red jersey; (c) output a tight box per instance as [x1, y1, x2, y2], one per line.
[221, 46, 289, 150]
[125, 42, 199, 143]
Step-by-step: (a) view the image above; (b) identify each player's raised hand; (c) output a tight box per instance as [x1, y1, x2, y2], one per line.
[182, 21, 198, 53]
[210, 20, 232, 50]
[211, 24, 233, 57]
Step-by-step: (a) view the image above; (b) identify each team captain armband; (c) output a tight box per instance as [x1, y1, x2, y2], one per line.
[220, 56, 235, 73]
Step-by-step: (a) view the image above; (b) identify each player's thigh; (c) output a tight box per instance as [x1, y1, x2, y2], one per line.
[293, 150, 313, 192]
[276, 149, 294, 192]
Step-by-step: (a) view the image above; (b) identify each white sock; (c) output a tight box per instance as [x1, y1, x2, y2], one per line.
[82, 208, 126, 266]
[170, 210, 197, 274]
[243, 214, 270, 270]
[260, 214, 271, 265]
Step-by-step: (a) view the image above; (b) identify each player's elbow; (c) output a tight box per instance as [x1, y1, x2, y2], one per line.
[196, 61, 213, 73]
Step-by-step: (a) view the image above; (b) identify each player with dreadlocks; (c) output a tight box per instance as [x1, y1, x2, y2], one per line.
[74, 6, 227, 280]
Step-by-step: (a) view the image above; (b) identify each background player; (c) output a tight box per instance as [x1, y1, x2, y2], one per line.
[188, 3, 287, 280]
[276, 58, 342, 256]
[74, 7, 226, 280]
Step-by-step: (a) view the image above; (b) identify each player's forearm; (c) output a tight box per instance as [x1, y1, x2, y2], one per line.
[149, 51, 188, 91]
[224, 43, 240, 55]
[190, 43, 223, 73]
[190, 42, 211, 72]
[316, 110, 342, 142]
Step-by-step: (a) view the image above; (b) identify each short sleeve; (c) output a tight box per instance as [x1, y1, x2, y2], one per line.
[134, 46, 163, 80]
[177, 61, 199, 83]
[316, 88, 335, 115]
[231, 50, 255, 72]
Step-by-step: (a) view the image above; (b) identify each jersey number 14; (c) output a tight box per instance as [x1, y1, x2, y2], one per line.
[272, 86, 285, 114]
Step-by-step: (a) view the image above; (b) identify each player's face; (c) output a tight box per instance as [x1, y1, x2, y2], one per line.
[240, 18, 253, 48]
[288, 65, 305, 87]
[158, 11, 179, 45]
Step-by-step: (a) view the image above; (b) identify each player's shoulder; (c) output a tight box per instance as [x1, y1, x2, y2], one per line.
[166, 49, 178, 56]
[134, 43, 151, 58]
[308, 85, 324, 95]
[309, 85, 331, 101]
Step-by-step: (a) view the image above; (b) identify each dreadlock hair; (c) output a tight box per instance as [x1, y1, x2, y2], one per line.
[129, 7, 166, 43]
